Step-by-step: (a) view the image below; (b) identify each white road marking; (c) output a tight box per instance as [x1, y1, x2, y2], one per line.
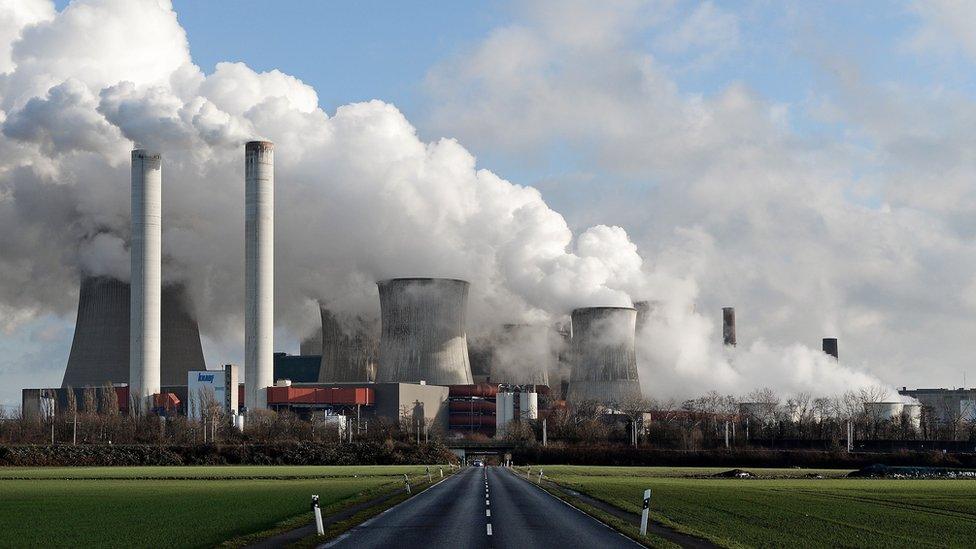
[486, 509, 491, 517]
[486, 499, 490, 506]
[487, 523, 493, 536]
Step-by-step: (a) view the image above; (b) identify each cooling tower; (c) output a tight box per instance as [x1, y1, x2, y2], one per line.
[130, 150, 162, 405]
[317, 306, 376, 382]
[723, 307, 736, 347]
[62, 276, 206, 388]
[823, 337, 838, 360]
[299, 330, 322, 356]
[488, 324, 551, 386]
[566, 306, 642, 405]
[376, 278, 473, 385]
[245, 141, 274, 410]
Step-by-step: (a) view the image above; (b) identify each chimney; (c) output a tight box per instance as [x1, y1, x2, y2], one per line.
[245, 141, 274, 410]
[130, 150, 162, 409]
[722, 307, 736, 347]
[822, 337, 838, 360]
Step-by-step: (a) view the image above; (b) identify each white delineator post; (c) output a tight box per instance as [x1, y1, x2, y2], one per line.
[130, 150, 162, 411]
[311, 495, 324, 536]
[640, 489, 651, 536]
[245, 141, 274, 410]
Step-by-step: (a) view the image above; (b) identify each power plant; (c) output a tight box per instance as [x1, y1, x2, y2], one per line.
[566, 306, 642, 406]
[488, 324, 551, 386]
[376, 278, 473, 385]
[244, 140, 275, 410]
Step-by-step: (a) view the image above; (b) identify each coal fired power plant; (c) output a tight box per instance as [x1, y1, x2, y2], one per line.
[376, 278, 473, 385]
[566, 306, 642, 405]
[317, 306, 377, 383]
[245, 141, 275, 410]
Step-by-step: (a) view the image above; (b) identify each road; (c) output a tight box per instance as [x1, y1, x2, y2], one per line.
[322, 466, 642, 549]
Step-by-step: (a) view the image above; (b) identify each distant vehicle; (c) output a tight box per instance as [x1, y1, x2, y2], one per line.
[472, 459, 484, 467]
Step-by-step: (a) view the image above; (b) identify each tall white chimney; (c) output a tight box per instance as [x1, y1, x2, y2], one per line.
[245, 141, 274, 410]
[130, 150, 162, 409]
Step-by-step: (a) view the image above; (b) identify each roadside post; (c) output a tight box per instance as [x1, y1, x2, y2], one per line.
[439, 467, 444, 478]
[526, 466, 531, 479]
[537, 469, 543, 484]
[639, 489, 651, 536]
[311, 495, 324, 536]
[403, 474, 411, 494]
[426, 466, 432, 482]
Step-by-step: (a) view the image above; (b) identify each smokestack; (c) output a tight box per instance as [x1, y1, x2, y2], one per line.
[822, 337, 838, 360]
[129, 150, 161, 408]
[376, 278, 473, 385]
[722, 307, 736, 347]
[566, 306, 641, 406]
[245, 141, 274, 410]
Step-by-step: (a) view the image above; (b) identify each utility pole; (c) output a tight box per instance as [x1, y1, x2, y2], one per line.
[542, 418, 547, 447]
[73, 411, 77, 446]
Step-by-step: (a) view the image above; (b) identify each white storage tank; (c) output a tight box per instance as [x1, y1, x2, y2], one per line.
[522, 390, 539, 420]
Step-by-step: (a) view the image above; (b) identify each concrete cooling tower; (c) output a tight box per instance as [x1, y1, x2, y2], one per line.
[566, 306, 642, 406]
[61, 276, 206, 388]
[376, 278, 473, 385]
[489, 324, 551, 386]
[317, 306, 377, 383]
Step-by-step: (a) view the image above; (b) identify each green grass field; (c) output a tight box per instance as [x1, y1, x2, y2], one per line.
[0, 465, 440, 548]
[538, 465, 976, 548]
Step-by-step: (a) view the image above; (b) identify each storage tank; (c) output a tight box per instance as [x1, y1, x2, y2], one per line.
[566, 307, 642, 405]
[317, 306, 376, 383]
[376, 278, 473, 385]
[521, 390, 539, 420]
[495, 391, 514, 434]
[62, 276, 206, 388]
[902, 403, 922, 430]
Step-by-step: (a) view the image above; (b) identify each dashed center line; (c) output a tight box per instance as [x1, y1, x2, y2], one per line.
[486, 509, 491, 517]
[487, 523, 493, 536]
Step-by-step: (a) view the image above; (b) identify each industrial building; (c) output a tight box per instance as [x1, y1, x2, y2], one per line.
[376, 278, 473, 385]
[61, 276, 207, 388]
[898, 387, 976, 424]
[566, 306, 641, 406]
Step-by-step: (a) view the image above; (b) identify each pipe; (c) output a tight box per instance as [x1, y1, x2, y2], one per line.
[245, 141, 274, 410]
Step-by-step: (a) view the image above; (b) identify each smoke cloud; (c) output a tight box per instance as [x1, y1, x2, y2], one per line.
[0, 0, 891, 402]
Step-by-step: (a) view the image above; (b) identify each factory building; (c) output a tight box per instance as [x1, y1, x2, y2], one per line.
[566, 307, 642, 406]
[376, 278, 473, 385]
[898, 387, 976, 424]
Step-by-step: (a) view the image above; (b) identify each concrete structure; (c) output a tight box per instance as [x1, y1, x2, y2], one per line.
[318, 306, 376, 383]
[488, 324, 551, 385]
[898, 387, 976, 424]
[823, 338, 838, 360]
[130, 150, 162, 408]
[864, 401, 922, 430]
[62, 276, 206, 388]
[566, 307, 642, 406]
[245, 141, 274, 410]
[722, 307, 736, 347]
[376, 278, 473, 385]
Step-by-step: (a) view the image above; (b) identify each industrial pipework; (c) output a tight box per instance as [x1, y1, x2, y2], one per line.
[376, 277, 473, 385]
[566, 306, 642, 406]
[245, 141, 275, 410]
[130, 150, 162, 409]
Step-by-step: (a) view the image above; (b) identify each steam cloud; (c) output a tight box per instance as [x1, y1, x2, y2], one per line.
[0, 0, 887, 401]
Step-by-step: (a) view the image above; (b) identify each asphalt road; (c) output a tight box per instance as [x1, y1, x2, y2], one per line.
[322, 466, 642, 549]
